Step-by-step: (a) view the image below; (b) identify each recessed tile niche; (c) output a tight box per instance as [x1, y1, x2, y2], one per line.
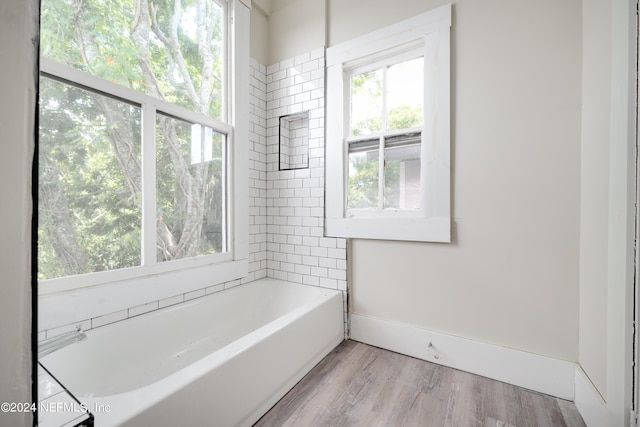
[279, 111, 310, 170]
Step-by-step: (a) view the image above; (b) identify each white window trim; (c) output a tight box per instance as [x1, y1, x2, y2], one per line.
[38, 0, 250, 328]
[325, 4, 451, 243]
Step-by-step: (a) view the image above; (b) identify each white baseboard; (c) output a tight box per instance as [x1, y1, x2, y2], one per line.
[350, 314, 575, 400]
[574, 366, 607, 427]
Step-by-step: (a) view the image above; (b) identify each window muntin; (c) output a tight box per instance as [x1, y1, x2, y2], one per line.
[38, 0, 234, 286]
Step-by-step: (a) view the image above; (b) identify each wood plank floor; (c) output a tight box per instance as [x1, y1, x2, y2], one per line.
[253, 340, 586, 427]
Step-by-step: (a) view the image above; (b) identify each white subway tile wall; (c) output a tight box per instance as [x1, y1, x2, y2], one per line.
[279, 112, 310, 170]
[128, 301, 159, 317]
[265, 48, 347, 294]
[245, 58, 269, 285]
[40, 51, 348, 340]
[91, 309, 128, 329]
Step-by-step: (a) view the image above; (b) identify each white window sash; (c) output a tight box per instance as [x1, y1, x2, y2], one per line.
[38, 0, 250, 299]
[39, 63, 234, 292]
[325, 4, 451, 243]
[346, 128, 423, 213]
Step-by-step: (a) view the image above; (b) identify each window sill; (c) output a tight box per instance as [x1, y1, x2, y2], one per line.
[39, 258, 248, 331]
[325, 217, 450, 243]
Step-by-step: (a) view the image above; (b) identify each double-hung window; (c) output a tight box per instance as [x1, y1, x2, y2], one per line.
[346, 51, 424, 212]
[38, 0, 249, 296]
[325, 4, 451, 242]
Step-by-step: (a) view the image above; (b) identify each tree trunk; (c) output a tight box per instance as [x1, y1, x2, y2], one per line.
[39, 155, 89, 276]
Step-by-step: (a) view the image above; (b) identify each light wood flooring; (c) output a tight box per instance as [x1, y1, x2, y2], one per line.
[254, 340, 586, 427]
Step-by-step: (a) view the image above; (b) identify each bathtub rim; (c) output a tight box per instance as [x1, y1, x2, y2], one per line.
[39, 278, 345, 426]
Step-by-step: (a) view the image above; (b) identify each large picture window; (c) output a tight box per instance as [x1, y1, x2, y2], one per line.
[38, 0, 248, 294]
[325, 4, 452, 243]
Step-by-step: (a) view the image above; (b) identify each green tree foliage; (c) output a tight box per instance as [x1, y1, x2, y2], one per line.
[39, 78, 142, 279]
[347, 153, 402, 210]
[155, 117, 224, 261]
[350, 70, 382, 136]
[347, 154, 379, 209]
[39, 0, 225, 280]
[387, 104, 422, 131]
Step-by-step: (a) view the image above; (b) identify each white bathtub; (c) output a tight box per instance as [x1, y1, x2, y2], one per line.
[40, 278, 344, 426]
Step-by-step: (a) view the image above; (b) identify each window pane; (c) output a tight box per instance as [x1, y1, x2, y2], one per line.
[387, 57, 424, 131]
[41, 0, 225, 119]
[350, 69, 383, 136]
[347, 140, 379, 209]
[38, 77, 142, 280]
[384, 133, 421, 209]
[156, 114, 226, 262]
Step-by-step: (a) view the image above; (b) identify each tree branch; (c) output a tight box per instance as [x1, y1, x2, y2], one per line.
[196, 0, 213, 111]
[131, 0, 165, 99]
[150, 0, 202, 112]
[39, 154, 90, 275]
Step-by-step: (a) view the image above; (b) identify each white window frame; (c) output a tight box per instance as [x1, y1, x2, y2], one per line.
[38, 0, 250, 325]
[325, 4, 451, 243]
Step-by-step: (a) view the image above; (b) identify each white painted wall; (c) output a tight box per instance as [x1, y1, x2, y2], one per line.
[580, 0, 612, 399]
[328, 0, 449, 47]
[0, 0, 37, 425]
[250, 5, 269, 65]
[265, 0, 583, 364]
[268, 0, 324, 64]
[337, 0, 582, 362]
